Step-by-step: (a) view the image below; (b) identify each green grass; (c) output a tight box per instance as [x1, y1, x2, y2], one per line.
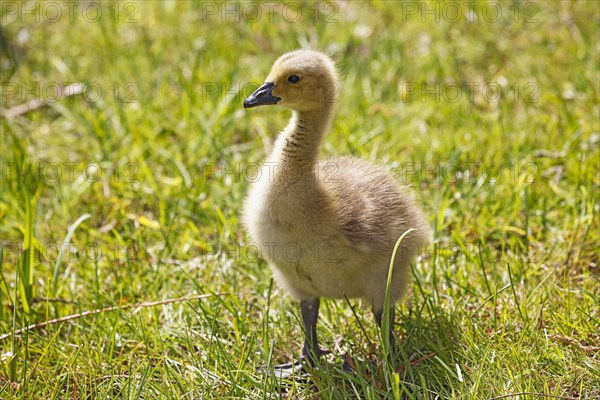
[1, 1, 598, 398]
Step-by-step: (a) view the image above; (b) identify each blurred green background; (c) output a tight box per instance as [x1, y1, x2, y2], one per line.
[0, 1, 598, 398]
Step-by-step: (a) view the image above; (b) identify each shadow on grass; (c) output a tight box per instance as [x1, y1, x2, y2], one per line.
[391, 303, 463, 398]
[259, 304, 462, 399]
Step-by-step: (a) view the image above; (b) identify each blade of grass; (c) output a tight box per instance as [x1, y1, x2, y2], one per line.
[51, 213, 91, 298]
[382, 228, 415, 388]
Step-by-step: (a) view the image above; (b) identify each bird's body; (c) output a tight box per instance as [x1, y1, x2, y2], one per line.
[242, 49, 429, 371]
[245, 154, 428, 310]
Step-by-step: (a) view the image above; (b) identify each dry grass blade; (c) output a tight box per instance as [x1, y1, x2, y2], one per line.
[0, 293, 220, 340]
[1, 83, 85, 118]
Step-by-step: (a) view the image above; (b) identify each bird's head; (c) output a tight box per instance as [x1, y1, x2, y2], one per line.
[244, 49, 339, 112]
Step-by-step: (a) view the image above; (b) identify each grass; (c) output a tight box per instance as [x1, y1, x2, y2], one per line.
[0, 1, 598, 398]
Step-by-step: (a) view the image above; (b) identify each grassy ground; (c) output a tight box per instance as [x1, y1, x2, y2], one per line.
[1, 1, 598, 398]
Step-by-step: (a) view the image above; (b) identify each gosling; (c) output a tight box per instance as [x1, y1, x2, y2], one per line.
[243, 49, 429, 372]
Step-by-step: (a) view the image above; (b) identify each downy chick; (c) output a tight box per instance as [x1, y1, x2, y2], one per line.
[243, 49, 429, 372]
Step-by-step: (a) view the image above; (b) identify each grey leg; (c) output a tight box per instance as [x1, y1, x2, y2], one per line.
[263, 298, 323, 378]
[301, 298, 322, 366]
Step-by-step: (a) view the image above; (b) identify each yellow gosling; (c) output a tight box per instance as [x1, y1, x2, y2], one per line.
[243, 49, 430, 373]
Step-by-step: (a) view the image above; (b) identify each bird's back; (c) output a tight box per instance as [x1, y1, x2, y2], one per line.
[318, 156, 429, 257]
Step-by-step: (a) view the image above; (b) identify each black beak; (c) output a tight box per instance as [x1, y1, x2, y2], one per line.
[244, 82, 280, 109]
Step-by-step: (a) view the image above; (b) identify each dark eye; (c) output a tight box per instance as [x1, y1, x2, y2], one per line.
[287, 75, 300, 83]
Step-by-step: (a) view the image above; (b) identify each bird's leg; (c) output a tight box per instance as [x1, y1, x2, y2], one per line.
[373, 306, 396, 355]
[300, 298, 323, 366]
[268, 298, 323, 378]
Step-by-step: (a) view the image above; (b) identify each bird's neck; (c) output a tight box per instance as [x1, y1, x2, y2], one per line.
[271, 105, 334, 175]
